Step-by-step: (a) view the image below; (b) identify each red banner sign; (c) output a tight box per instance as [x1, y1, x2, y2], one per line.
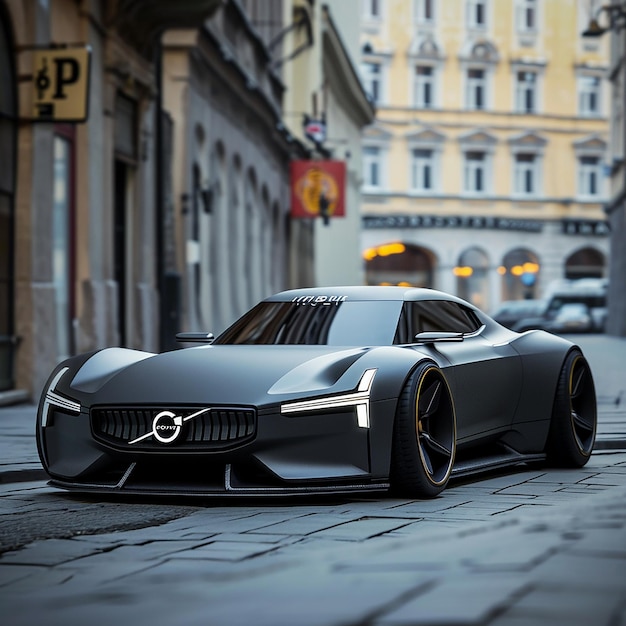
[290, 160, 346, 219]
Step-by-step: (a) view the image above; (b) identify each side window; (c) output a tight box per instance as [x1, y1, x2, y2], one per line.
[394, 300, 481, 342]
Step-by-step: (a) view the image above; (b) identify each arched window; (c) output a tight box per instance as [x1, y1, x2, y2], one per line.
[565, 248, 605, 280]
[364, 242, 436, 287]
[500, 248, 540, 300]
[455, 247, 489, 309]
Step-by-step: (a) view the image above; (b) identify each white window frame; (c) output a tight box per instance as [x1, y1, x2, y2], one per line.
[413, 65, 436, 109]
[516, 0, 537, 33]
[466, 67, 488, 110]
[513, 153, 541, 196]
[362, 0, 382, 21]
[360, 61, 383, 105]
[410, 148, 437, 193]
[363, 145, 385, 191]
[462, 151, 490, 195]
[578, 74, 602, 117]
[577, 155, 604, 199]
[415, 0, 435, 25]
[515, 69, 539, 114]
[467, 0, 487, 29]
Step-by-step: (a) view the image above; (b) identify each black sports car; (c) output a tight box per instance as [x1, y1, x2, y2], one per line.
[36, 287, 597, 498]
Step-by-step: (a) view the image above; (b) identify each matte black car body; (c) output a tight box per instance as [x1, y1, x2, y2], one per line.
[36, 287, 597, 498]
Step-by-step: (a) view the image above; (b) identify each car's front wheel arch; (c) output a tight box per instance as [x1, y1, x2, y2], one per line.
[390, 361, 457, 498]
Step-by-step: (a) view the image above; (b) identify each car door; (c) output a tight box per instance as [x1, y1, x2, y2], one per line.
[400, 300, 523, 442]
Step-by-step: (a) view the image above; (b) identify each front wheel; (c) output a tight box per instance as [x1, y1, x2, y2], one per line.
[546, 349, 597, 467]
[391, 363, 457, 498]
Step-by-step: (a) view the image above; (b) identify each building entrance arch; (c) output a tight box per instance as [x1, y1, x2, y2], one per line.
[364, 242, 436, 287]
[500, 248, 540, 301]
[455, 247, 489, 309]
[565, 247, 605, 279]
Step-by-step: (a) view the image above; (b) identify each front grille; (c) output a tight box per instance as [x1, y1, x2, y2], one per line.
[91, 406, 256, 450]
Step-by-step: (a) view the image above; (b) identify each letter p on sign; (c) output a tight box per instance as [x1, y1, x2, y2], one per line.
[32, 47, 91, 122]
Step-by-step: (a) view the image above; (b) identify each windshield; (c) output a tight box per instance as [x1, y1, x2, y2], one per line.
[214, 300, 403, 346]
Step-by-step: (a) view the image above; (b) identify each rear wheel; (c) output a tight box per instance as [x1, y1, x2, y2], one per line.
[546, 349, 596, 467]
[391, 363, 456, 498]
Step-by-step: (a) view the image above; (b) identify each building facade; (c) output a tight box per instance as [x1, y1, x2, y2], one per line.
[162, 1, 309, 339]
[0, 0, 221, 400]
[279, 0, 376, 288]
[603, 1, 626, 337]
[359, 0, 610, 313]
[0, 0, 373, 400]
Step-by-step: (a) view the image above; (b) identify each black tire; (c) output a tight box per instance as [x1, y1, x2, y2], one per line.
[546, 349, 597, 467]
[391, 363, 456, 498]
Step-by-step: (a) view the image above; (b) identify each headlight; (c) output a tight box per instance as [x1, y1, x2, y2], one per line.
[280, 368, 377, 428]
[41, 367, 81, 427]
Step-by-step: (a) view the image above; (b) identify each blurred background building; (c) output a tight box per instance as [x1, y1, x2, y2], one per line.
[359, 0, 611, 313]
[590, 0, 626, 337]
[0, 0, 372, 400]
[0, 0, 621, 402]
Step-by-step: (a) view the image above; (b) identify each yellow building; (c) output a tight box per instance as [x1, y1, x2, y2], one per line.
[359, 0, 610, 313]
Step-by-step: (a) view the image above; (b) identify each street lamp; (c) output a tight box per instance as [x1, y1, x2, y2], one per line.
[582, 2, 626, 37]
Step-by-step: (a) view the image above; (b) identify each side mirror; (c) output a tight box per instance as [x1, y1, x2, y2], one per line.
[414, 331, 464, 344]
[175, 332, 215, 344]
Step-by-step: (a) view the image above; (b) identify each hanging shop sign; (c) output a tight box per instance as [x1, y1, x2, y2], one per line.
[290, 160, 346, 223]
[32, 46, 91, 122]
[303, 117, 326, 145]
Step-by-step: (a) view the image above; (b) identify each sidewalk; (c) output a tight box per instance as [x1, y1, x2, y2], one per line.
[0, 334, 624, 482]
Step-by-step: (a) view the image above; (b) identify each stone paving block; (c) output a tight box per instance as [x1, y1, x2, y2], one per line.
[0, 565, 74, 591]
[384, 520, 465, 537]
[385, 497, 473, 515]
[248, 513, 348, 536]
[331, 531, 495, 573]
[0, 564, 43, 587]
[532, 552, 626, 590]
[210, 532, 293, 544]
[578, 475, 624, 486]
[463, 530, 565, 571]
[177, 510, 311, 533]
[489, 611, 612, 626]
[467, 472, 546, 490]
[311, 516, 413, 541]
[25, 560, 162, 589]
[0, 538, 105, 566]
[527, 470, 597, 484]
[496, 583, 619, 624]
[173, 540, 281, 562]
[374, 572, 530, 625]
[568, 528, 626, 558]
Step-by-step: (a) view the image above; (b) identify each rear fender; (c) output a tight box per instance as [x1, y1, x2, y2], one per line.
[509, 330, 575, 444]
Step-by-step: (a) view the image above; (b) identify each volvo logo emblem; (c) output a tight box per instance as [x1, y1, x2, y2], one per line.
[152, 411, 183, 444]
[127, 407, 211, 445]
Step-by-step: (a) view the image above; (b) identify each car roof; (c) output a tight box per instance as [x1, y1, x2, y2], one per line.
[266, 286, 476, 307]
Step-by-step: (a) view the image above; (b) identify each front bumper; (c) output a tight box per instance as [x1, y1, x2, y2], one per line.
[38, 402, 391, 496]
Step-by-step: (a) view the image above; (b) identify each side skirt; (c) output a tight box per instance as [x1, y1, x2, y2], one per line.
[451, 448, 546, 479]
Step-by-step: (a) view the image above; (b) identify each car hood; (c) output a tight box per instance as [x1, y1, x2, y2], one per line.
[70, 345, 372, 406]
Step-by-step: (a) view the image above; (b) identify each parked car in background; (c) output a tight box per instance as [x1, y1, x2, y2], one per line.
[513, 279, 607, 334]
[492, 299, 545, 329]
[545, 303, 593, 334]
